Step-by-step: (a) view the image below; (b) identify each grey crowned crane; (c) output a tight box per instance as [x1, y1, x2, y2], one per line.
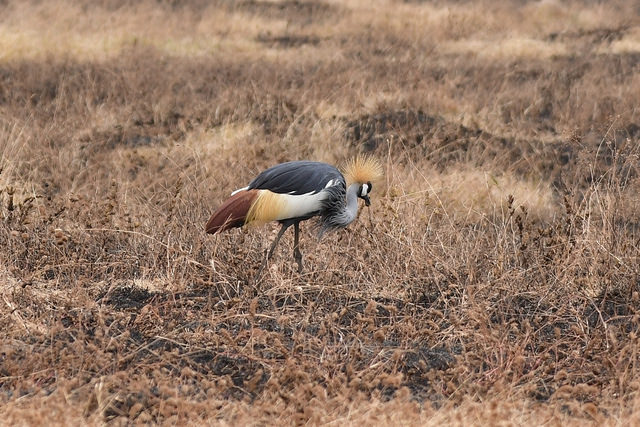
[205, 156, 383, 272]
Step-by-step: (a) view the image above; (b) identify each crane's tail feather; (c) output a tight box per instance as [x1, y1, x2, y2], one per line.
[205, 190, 260, 234]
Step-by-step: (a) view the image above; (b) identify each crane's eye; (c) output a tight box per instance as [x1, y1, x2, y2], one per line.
[367, 181, 373, 192]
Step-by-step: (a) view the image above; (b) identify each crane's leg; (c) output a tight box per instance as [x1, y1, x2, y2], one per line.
[293, 222, 303, 273]
[256, 223, 290, 279]
[267, 223, 290, 260]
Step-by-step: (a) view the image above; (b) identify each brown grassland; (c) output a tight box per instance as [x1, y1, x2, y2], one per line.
[2, 0, 640, 424]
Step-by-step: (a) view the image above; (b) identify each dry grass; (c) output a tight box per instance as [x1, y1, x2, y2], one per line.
[2, 0, 640, 424]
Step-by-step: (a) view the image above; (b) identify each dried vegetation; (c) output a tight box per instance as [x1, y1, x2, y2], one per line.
[1, 0, 640, 424]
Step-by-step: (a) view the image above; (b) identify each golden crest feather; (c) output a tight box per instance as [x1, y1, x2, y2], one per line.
[342, 155, 383, 185]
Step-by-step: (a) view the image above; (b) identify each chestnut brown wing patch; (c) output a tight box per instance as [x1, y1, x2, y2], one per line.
[205, 189, 260, 234]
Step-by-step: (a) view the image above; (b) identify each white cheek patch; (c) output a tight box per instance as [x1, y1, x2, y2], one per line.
[360, 184, 369, 197]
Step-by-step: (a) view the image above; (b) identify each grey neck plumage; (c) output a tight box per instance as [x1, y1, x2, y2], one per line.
[342, 183, 361, 225]
[319, 183, 361, 235]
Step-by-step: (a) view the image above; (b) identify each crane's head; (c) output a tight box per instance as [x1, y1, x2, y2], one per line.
[343, 155, 383, 207]
[358, 181, 373, 206]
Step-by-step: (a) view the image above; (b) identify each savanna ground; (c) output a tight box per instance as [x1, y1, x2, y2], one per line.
[1, 0, 640, 424]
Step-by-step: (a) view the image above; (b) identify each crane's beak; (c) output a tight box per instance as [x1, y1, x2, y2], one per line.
[363, 195, 371, 207]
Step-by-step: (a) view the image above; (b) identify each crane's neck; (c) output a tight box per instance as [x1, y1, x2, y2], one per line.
[342, 183, 361, 225]
[318, 183, 361, 235]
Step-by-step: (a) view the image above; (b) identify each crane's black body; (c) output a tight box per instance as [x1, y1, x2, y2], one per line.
[248, 161, 345, 196]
